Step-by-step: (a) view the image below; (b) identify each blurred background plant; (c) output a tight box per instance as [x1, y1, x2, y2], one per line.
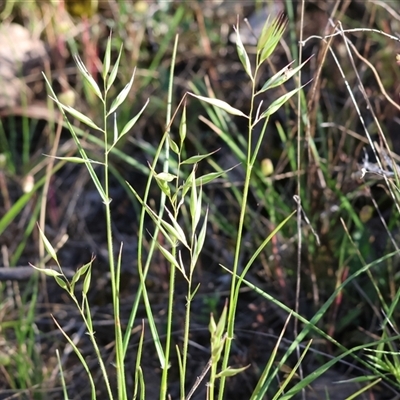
[1, 0, 400, 399]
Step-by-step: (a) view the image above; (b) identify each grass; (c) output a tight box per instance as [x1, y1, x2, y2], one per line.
[2, 1, 400, 399]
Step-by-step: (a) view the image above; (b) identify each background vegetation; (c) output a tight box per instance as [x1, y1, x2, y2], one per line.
[1, 0, 400, 399]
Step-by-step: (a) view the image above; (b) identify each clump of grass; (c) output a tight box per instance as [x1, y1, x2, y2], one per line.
[31, 13, 314, 399]
[3, 1, 400, 399]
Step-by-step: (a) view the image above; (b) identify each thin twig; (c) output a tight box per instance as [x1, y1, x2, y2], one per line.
[296, 0, 306, 396]
[0, 266, 75, 281]
[185, 359, 212, 400]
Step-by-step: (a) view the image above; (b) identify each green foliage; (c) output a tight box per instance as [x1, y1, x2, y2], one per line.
[3, 2, 400, 400]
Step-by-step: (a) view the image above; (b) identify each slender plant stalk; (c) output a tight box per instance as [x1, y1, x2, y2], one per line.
[294, 0, 306, 389]
[159, 34, 180, 400]
[180, 287, 191, 399]
[180, 253, 197, 398]
[123, 134, 168, 367]
[103, 102, 127, 399]
[176, 153, 187, 400]
[217, 63, 259, 398]
[123, 39, 181, 378]
[209, 357, 218, 400]
[81, 300, 115, 399]
[160, 212, 177, 399]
